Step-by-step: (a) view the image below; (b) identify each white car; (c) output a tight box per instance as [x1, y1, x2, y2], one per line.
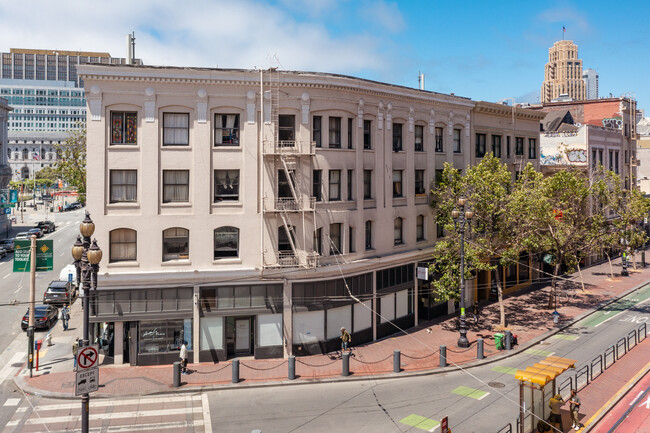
[15, 232, 30, 240]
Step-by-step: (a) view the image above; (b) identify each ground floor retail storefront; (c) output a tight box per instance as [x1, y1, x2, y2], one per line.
[89, 262, 465, 365]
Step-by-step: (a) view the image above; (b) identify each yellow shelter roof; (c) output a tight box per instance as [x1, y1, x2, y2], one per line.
[515, 356, 576, 386]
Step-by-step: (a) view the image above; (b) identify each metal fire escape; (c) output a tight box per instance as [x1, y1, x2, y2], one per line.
[262, 68, 317, 268]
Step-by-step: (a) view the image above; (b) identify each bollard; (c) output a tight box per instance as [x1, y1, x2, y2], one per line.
[477, 337, 484, 359]
[505, 331, 512, 350]
[172, 361, 181, 387]
[342, 352, 350, 376]
[288, 355, 296, 380]
[232, 359, 240, 383]
[440, 345, 447, 367]
[393, 350, 401, 373]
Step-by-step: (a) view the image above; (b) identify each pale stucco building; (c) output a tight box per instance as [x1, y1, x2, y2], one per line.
[78, 64, 543, 366]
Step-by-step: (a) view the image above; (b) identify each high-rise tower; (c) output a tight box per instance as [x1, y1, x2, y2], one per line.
[541, 40, 585, 103]
[582, 68, 599, 100]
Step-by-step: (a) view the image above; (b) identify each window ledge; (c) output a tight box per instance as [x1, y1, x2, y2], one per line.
[107, 261, 140, 268]
[160, 145, 192, 151]
[161, 259, 192, 266]
[213, 146, 242, 151]
[212, 258, 242, 265]
[212, 201, 243, 208]
[107, 202, 139, 209]
[161, 202, 192, 208]
[108, 145, 140, 150]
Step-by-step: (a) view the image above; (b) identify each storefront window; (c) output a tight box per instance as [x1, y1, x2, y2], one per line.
[139, 319, 192, 354]
[200, 316, 224, 350]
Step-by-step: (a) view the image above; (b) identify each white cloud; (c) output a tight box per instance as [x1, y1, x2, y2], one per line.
[362, 0, 405, 33]
[537, 6, 591, 34]
[0, 0, 387, 74]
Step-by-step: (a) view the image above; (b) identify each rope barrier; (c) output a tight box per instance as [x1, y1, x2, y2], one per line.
[402, 351, 438, 360]
[351, 354, 392, 365]
[192, 363, 231, 374]
[295, 358, 339, 367]
[239, 360, 287, 371]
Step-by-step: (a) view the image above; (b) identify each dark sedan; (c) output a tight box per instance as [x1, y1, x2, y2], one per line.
[0, 239, 15, 252]
[27, 228, 43, 238]
[21, 305, 58, 330]
[36, 221, 56, 233]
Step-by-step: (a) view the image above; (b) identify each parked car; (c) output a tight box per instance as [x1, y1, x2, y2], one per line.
[21, 305, 59, 330]
[0, 239, 14, 252]
[0, 247, 6, 259]
[43, 280, 75, 305]
[62, 203, 81, 211]
[28, 228, 43, 238]
[15, 232, 31, 240]
[36, 221, 56, 233]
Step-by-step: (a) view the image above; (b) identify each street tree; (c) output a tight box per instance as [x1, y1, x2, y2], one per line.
[431, 155, 537, 328]
[55, 122, 86, 201]
[35, 166, 60, 181]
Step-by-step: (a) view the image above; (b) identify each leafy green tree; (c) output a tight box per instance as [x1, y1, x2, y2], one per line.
[35, 166, 60, 181]
[55, 122, 86, 201]
[431, 155, 537, 327]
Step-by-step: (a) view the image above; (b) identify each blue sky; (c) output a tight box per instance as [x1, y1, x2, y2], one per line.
[0, 0, 647, 109]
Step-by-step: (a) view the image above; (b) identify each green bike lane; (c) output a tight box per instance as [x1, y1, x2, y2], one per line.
[577, 282, 650, 328]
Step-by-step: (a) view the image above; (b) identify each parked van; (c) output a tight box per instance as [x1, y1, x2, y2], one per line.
[59, 264, 77, 288]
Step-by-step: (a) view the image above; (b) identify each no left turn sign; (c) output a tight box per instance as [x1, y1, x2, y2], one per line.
[77, 345, 99, 369]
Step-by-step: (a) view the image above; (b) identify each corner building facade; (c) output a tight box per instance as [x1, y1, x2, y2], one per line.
[80, 64, 541, 366]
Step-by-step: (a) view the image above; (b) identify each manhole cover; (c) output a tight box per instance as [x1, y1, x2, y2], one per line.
[488, 382, 506, 388]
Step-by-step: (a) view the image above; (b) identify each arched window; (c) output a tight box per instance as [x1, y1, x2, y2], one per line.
[109, 229, 137, 262]
[214, 227, 239, 259]
[162, 227, 189, 261]
[394, 217, 403, 245]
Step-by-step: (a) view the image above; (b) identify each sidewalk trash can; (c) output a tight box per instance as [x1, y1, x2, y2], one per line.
[494, 333, 505, 350]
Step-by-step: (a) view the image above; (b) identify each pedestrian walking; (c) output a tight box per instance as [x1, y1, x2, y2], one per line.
[179, 341, 188, 374]
[72, 337, 79, 370]
[340, 327, 351, 353]
[60, 305, 69, 331]
[569, 389, 581, 430]
[548, 394, 564, 430]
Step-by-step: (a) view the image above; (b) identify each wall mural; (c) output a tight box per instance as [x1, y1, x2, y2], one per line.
[540, 128, 588, 166]
[602, 116, 622, 130]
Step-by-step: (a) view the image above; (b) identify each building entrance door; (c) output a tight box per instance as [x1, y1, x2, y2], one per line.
[235, 318, 251, 353]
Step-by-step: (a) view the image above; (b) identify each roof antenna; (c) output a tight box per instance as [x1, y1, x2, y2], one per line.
[126, 32, 136, 64]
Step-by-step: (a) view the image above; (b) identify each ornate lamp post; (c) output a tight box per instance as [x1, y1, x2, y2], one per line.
[451, 197, 473, 348]
[71, 211, 102, 433]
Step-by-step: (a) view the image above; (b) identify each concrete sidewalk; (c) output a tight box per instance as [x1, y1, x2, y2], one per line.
[13, 254, 650, 399]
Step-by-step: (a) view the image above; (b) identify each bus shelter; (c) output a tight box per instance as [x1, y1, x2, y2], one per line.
[515, 356, 576, 432]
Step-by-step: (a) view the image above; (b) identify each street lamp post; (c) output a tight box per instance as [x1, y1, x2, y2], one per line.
[451, 197, 473, 348]
[71, 211, 102, 433]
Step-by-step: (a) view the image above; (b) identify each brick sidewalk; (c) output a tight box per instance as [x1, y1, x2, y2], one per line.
[14, 254, 650, 399]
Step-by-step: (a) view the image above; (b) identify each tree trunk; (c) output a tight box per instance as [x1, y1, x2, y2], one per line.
[494, 268, 506, 328]
[577, 262, 586, 292]
[632, 251, 637, 270]
[548, 263, 560, 309]
[605, 251, 614, 279]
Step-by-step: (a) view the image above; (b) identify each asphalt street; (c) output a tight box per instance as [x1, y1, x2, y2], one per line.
[205, 283, 650, 433]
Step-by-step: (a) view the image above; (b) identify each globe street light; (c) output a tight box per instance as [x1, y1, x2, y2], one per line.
[452, 197, 473, 348]
[71, 211, 102, 433]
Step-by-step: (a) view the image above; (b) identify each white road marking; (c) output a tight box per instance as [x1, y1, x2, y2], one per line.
[3, 398, 20, 406]
[8, 407, 203, 426]
[0, 352, 26, 383]
[202, 393, 213, 433]
[25, 394, 201, 411]
[2, 273, 9, 279]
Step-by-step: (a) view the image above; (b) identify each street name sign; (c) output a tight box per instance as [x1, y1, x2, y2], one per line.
[77, 345, 99, 369]
[13, 240, 54, 272]
[75, 368, 99, 396]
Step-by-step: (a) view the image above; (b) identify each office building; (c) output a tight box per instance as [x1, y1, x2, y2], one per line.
[582, 68, 598, 100]
[541, 40, 586, 103]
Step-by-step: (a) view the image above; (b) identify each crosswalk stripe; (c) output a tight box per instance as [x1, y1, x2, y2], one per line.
[23, 394, 201, 411]
[202, 393, 213, 433]
[3, 398, 20, 406]
[86, 420, 204, 432]
[7, 407, 202, 426]
[0, 352, 26, 383]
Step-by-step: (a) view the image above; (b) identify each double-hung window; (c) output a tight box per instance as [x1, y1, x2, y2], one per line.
[214, 170, 239, 201]
[416, 215, 425, 241]
[365, 221, 372, 250]
[329, 117, 341, 148]
[313, 116, 322, 148]
[313, 170, 322, 202]
[515, 137, 524, 156]
[162, 227, 189, 261]
[214, 114, 239, 146]
[279, 115, 295, 143]
[415, 170, 425, 195]
[329, 170, 341, 201]
[347, 169, 353, 201]
[363, 170, 372, 199]
[347, 118, 353, 149]
[435, 127, 444, 152]
[492, 135, 502, 158]
[109, 228, 137, 262]
[415, 125, 424, 152]
[163, 113, 189, 146]
[528, 138, 537, 159]
[330, 223, 342, 255]
[363, 120, 372, 149]
[110, 112, 137, 145]
[214, 227, 239, 259]
[393, 123, 402, 151]
[453, 129, 461, 153]
[476, 133, 486, 158]
[394, 218, 403, 245]
[110, 170, 137, 203]
[162, 170, 189, 203]
[392, 170, 403, 197]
